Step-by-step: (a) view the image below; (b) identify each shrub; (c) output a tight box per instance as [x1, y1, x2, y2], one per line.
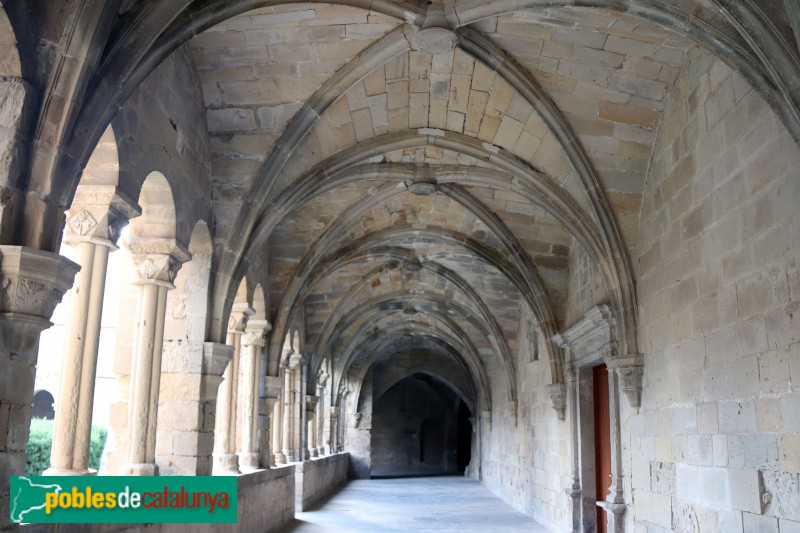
[26, 418, 108, 475]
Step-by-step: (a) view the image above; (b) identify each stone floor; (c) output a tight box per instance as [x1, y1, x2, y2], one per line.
[277, 476, 553, 532]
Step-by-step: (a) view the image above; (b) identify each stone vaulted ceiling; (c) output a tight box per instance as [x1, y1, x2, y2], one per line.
[180, 2, 710, 405]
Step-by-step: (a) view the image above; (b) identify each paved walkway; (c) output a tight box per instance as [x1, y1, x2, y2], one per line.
[277, 476, 552, 532]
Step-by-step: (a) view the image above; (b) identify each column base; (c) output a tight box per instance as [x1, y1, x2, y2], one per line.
[238, 452, 260, 471]
[42, 467, 97, 476]
[282, 449, 295, 463]
[273, 452, 286, 465]
[120, 463, 159, 476]
[309, 448, 318, 458]
[213, 453, 240, 474]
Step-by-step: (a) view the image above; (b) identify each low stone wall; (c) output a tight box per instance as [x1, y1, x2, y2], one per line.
[295, 453, 349, 511]
[21, 466, 295, 533]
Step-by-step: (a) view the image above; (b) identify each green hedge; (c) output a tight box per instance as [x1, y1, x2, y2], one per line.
[26, 418, 108, 475]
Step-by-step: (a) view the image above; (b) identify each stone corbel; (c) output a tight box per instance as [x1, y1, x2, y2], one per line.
[288, 351, 304, 371]
[124, 237, 191, 286]
[200, 342, 234, 400]
[546, 383, 567, 421]
[304, 395, 319, 417]
[606, 353, 644, 410]
[0, 247, 80, 356]
[65, 185, 141, 245]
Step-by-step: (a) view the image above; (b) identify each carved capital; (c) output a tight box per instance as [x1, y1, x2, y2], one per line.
[607, 354, 644, 410]
[547, 383, 568, 421]
[65, 185, 141, 245]
[228, 302, 255, 335]
[288, 351, 304, 371]
[124, 237, 190, 286]
[317, 368, 329, 387]
[0, 247, 80, 356]
[241, 318, 271, 347]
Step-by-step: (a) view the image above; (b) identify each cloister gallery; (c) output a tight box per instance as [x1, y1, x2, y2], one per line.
[0, 0, 799, 531]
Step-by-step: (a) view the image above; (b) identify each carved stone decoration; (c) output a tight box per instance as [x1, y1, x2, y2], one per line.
[408, 4, 458, 55]
[546, 383, 567, 421]
[607, 354, 644, 410]
[317, 368, 329, 387]
[65, 185, 141, 245]
[123, 237, 191, 286]
[0, 247, 80, 356]
[227, 302, 255, 335]
[242, 318, 270, 347]
[68, 210, 97, 236]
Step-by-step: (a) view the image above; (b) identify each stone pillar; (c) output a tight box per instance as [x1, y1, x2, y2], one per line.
[196, 342, 234, 475]
[47, 187, 138, 476]
[272, 386, 285, 464]
[261, 376, 281, 467]
[213, 303, 253, 474]
[0, 247, 79, 528]
[327, 412, 338, 455]
[238, 319, 269, 471]
[314, 388, 324, 457]
[281, 351, 303, 462]
[305, 395, 319, 458]
[121, 240, 189, 476]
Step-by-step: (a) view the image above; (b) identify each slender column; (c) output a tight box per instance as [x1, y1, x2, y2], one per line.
[261, 376, 282, 467]
[305, 395, 319, 458]
[566, 365, 582, 533]
[316, 369, 329, 456]
[272, 387, 285, 464]
[238, 319, 269, 471]
[47, 188, 138, 475]
[315, 385, 324, 456]
[121, 240, 189, 476]
[213, 304, 252, 474]
[281, 362, 294, 462]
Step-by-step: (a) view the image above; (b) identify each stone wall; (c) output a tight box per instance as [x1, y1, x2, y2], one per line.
[630, 49, 800, 531]
[480, 322, 572, 530]
[295, 452, 349, 511]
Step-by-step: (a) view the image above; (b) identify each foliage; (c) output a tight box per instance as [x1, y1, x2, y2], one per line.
[25, 418, 108, 475]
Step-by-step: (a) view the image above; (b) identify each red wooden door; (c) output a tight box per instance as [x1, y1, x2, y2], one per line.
[593, 364, 611, 533]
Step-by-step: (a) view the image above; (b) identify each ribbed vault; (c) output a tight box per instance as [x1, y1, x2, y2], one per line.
[8, 0, 800, 423]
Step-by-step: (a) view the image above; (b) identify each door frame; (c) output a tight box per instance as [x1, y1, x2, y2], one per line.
[553, 305, 629, 533]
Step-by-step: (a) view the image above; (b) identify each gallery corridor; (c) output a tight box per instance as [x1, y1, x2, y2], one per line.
[278, 476, 551, 532]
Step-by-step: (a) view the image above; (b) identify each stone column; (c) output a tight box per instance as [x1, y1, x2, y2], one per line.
[315, 369, 329, 456]
[281, 351, 303, 462]
[272, 386, 285, 465]
[47, 187, 139, 476]
[238, 319, 269, 471]
[197, 342, 234, 475]
[121, 240, 189, 476]
[213, 303, 253, 474]
[305, 395, 319, 459]
[0, 247, 79, 527]
[261, 376, 281, 467]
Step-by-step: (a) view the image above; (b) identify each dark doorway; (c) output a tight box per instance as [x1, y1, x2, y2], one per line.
[420, 418, 444, 464]
[456, 400, 472, 472]
[593, 364, 611, 533]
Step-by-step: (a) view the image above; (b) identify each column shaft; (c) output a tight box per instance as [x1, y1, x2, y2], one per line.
[281, 368, 293, 461]
[144, 284, 169, 464]
[49, 241, 96, 472]
[72, 242, 111, 470]
[127, 282, 160, 467]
